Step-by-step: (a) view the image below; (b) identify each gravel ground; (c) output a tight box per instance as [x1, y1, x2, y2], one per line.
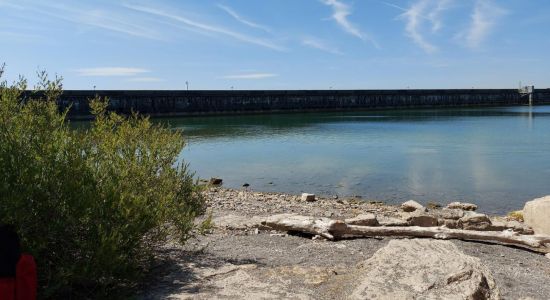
[138, 188, 550, 299]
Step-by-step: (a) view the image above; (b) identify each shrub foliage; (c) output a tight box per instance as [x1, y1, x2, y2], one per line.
[0, 66, 205, 298]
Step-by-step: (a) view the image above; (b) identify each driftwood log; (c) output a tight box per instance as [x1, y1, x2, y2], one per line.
[262, 214, 550, 254]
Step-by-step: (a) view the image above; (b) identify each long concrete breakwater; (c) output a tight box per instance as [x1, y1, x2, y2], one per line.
[54, 89, 550, 118]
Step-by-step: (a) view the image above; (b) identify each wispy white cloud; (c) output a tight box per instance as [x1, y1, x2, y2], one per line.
[402, 0, 437, 53]
[302, 38, 342, 55]
[463, 0, 507, 49]
[0, 31, 43, 41]
[398, 0, 452, 53]
[222, 73, 278, 79]
[76, 67, 149, 77]
[380, 1, 408, 12]
[126, 77, 164, 82]
[125, 4, 286, 51]
[0, 1, 25, 10]
[17, 1, 162, 40]
[321, 0, 379, 47]
[217, 4, 270, 32]
[428, 0, 453, 32]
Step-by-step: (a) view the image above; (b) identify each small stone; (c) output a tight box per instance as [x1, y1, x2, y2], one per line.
[301, 193, 316, 202]
[324, 211, 334, 218]
[426, 202, 442, 209]
[254, 228, 259, 235]
[546, 253, 550, 260]
[333, 195, 339, 200]
[488, 220, 507, 231]
[505, 220, 534, 235]
[209, 177, 223, 185]
[345, 213, 379, 226]
[447, 202, 478, 211]
[440, 219, 459, 229]
[401, 200, 425, 212]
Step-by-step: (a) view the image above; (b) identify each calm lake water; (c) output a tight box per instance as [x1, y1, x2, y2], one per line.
[161, 105, 550, 214]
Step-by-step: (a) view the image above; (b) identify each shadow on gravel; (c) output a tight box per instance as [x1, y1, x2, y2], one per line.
[138, 246, 264, 299]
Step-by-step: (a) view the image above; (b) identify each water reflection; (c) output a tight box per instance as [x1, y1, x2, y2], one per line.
[159, 106, 550, 142]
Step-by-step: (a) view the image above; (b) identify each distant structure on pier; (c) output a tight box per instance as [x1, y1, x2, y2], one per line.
[518, 84, 535, 105]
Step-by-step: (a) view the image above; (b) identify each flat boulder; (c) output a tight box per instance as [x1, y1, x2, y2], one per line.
[447, 202, 478, 211]
[351, 239, 499, 299]
[377, 216, 409, 227]
[345, 213, 379, 226]
[523, 196, 550, 235]
[401, 200, 425, 212]
[407, 212, 439, 227]
[435, 208, 465, 220]
[458, 211, 492, 230]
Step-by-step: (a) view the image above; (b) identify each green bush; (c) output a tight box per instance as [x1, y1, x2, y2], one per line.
[0, 65, 206, 298]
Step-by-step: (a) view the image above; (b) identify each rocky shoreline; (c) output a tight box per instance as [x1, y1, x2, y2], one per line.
[139, 188, 550, 299]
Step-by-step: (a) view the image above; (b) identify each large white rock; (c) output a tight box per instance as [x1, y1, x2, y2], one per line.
[523, 195, 550, 235]
[351, 239, 499, 300]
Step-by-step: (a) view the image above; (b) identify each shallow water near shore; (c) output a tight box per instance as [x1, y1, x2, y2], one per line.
[162, 105, 550, 214]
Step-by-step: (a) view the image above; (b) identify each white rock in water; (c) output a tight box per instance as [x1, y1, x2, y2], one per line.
[351, 239, 499, 299]
[301, 193, 316, 202]
[524, 195, 550, 235]
[401, 200, 425, 212]
[447, 202, 478, 211]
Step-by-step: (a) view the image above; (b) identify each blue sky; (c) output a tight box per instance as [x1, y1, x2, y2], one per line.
[1, 0, 549, 90]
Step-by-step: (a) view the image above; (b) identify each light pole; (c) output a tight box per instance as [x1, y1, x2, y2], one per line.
[185, 81, 189, 91]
